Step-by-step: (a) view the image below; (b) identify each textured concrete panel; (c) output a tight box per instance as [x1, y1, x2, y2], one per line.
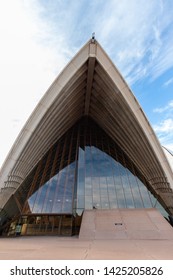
[79, 208, 173, 240]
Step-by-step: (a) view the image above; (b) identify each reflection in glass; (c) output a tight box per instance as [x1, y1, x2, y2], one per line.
[20, 117, 168, 218]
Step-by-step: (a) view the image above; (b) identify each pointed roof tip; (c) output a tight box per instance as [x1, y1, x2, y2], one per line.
[91, 32, 95, 43]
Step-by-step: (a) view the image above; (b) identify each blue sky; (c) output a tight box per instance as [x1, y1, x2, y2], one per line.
[0, 0, 173, 168]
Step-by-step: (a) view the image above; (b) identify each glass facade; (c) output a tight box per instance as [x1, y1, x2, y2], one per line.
[2, 117, 168, 236]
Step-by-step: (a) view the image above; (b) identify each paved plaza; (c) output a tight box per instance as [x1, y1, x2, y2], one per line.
[1, 209, 173, 260]
[1, 236, 173, 260]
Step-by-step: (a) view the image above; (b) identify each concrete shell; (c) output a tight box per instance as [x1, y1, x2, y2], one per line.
[0, 39, 173, 214]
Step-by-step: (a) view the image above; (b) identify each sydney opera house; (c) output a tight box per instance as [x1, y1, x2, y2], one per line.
[0, 37, 173, 239]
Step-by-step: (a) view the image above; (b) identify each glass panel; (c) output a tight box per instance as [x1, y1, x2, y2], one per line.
[112, 160, 126, 208]
[77, 147, 85, 210]
[125, 169, 142, 208]
[42, 175, 58, 213]
[85, 196, 93, 209]
[18, 117, 169, 223]
[1, 117, 170, 237]
[136, 178, 152, 208]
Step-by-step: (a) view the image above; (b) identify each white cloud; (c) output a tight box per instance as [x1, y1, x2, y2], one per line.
[154, 118, 173, 133]
[164, 77, 173, 87]
[0, 0, 70, 168]
[93, 0, 173, 84]
[153, 100, 173, 113]
[153, 118, 173, 153]
[0, 0, 173, 168]
[153, 101, 173, 148]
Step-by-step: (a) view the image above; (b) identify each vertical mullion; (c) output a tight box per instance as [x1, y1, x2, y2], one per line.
[72, 124, 80, 214]
[95, 123, 101, 208]
[130, 161, 145, 208]
[41, 147, 54, 213]
[50, 143, 61, 178]
[42, 142, 61, 214]
[107, 140, 119, 208]
[32, 148, 53, 213]
[62, 129, 74, 212]
[22, 160, 43, 213]
[121, 152, 136, 208]
[134, 166, 153, 207]
[102, 131, 110, 209]
[115, 147, 127, 208]
[83, 119, 87, 209]
[51, 134, 68, 213]
[89, 124, 93, 208]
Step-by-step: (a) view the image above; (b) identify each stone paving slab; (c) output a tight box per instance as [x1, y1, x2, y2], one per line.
[1, 236, 173, 260]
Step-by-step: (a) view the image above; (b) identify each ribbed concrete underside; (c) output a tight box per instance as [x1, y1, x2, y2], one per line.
[1, 40, 173, 218]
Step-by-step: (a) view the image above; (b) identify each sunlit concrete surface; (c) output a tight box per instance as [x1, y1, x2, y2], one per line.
[1, 209, 173, 260]
[1, 236, 173, 260]
[79, 209, 173, 240]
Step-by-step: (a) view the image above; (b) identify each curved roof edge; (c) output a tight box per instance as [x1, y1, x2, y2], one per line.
[163, 146, 173, 172]
[95, 42, 173, 187]
[0, 40, 92, 187]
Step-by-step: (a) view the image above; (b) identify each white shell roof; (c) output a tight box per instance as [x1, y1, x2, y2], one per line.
[0, 39, 173, 213]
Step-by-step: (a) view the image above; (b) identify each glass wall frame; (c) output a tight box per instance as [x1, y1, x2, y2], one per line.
[1, 117, 169, 236]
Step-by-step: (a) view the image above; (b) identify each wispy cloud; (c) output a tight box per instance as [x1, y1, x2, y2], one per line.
[14, 0, 172, 87]
[153, 100, 173, 113]
[153, 100, 173, 150]
[23, 0, 173, 85]
[164, 77, 173, 87]
[0, 0, 173, 167]
[90, 0, 173, 84]
[153, 118, 173, 154]
[154, 118, 173, 133]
